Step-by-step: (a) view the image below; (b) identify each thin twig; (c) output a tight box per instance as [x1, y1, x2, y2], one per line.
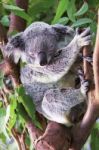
[93, 9, 99, 100]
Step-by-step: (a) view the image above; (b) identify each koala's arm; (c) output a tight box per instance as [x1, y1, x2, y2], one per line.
[29, 28, 91, 83]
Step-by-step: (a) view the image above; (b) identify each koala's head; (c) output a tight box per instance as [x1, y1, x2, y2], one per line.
[25, 33, 58, 66]
[5, 22, 74, 66]
[25, 25, 74, 66]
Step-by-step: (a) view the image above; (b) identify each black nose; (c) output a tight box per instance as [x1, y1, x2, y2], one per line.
[38, 52, 47, 66]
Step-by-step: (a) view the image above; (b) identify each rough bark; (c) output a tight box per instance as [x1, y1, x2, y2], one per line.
[35, 122, 71, 150]
[8, 0, 28, 33]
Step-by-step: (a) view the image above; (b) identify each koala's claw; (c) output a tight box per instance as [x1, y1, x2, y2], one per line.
[83, 56, 93, 65]
[76, 27, 92, 47]
[80, 27, 90, 37]
[77, 68, 85, 82]
[81, 80, 89, 96]
[77, 67, 89, 96]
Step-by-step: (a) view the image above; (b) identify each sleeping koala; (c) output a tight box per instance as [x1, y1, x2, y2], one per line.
[5, 22, 91, 126]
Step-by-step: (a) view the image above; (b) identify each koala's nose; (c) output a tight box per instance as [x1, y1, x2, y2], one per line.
[38, 52, 47, 66]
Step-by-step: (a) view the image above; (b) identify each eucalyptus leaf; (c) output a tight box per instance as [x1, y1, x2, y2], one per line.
[74, 2, 88, 16]
[8, 95, 17, 132]
[0, 71, 4, 89]
[0, 105, 10, 134]
[28, 0, 55, 17]
[0, 101, 3, 107]
[72, 18, 92, 27]
[56, 17, 69, 25]
[91, 127, 99, 150]
[0, 15, 10, 27]
[12, 10, 32, 22]
[16, 86, 42, 129]
[0, 108, 6, 118]
[16, 103, 30, 123]
[3, 4, 24, 11]
[52, 0, 69, 24]
[67, 0, 76, 22]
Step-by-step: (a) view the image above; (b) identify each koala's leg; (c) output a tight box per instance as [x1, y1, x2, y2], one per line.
[78, 68, 89, 97]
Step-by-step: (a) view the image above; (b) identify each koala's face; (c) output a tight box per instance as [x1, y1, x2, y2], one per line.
[26, 34, 58, 66]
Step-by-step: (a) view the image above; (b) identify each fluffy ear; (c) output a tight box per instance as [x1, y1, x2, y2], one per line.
[5, 32, 25, 63]
[52, 24, 74, 35]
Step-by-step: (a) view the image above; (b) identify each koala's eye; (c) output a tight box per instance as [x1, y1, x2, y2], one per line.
[54, 50, 62, 58]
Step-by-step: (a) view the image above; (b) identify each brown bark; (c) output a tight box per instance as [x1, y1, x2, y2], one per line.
[0, 23, 7, 44]
[8, 0, 28, 33]
[0, 59, 21, 86]
[35, 122, 71, 150]
[26, 121, 43, 145]
[93, 10, 99, 100]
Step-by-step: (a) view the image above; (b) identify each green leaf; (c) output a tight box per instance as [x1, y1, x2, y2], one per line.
[52, 0, 69, 24]
[12, 10, 32, 22]
[67, 0, 76, 22]
[0, 108, 6, 117]
[0, 15, 10, 27]
[56, 17, 69, 25]
[17, 103, 29, 123]
[72, 18, 92, 27]
[74, 2, 88, 16]
[16, 86, 36, 119]
[28, 0, 55, 17]
[16, 86, 42, 129]
[0, 107, 10, 140]
[0, 133, 6, 143]
[3, 4, 24, 11]
[3, 4, 32, 22]
[91, 126, 99, 150]
[0, 101, 3, 107]
[0, 71, 4, 89]
[0, 105, 10, 133]
[0, 139, 7, 150]
[8, 94, 17, 132]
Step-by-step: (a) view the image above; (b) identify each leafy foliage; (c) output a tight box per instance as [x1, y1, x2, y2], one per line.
[0, 71, 4, 89]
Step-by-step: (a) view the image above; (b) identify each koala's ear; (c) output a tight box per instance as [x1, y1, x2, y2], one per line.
[5, 32, 25, 64]
[8, 32, 25, 50]
[52, 24, 74, 35]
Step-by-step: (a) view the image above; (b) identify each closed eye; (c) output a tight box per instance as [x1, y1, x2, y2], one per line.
[54, 50, 62, 58]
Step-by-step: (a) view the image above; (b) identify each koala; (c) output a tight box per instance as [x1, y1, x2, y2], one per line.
[5, 22, 91, 126]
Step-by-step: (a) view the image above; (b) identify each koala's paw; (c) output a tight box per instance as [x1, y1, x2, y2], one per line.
[81, 79, 89, 97]
[76, 27, 92, 48]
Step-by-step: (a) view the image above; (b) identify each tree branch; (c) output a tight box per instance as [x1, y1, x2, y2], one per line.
[0, 22, 7, 44]
[35, 122, 71, 150]
[8, 0, 28, 33]
[93, 10, 99, 100]
[69, 9, 99, 150]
